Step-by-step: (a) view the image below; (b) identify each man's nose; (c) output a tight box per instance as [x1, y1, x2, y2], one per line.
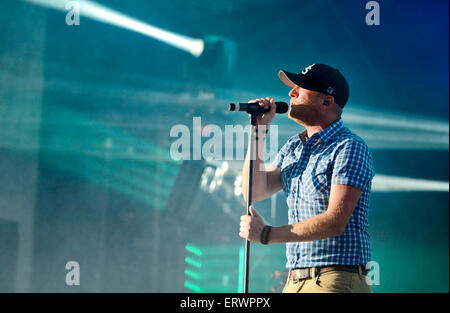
[289, 87, 298, 98]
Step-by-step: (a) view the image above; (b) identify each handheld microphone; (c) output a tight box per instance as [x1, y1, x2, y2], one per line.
[229, 101, 289, 114]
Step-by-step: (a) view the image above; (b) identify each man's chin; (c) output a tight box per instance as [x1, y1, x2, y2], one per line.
[288, 108, 302, 121]
[288, 110, 303, 124]
[288, 109, 314, 126]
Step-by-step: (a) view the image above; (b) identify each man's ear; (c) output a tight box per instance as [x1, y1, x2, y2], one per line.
[322, 96, 334, 106]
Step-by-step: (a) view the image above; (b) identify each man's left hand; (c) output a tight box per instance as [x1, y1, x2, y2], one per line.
[239, 205, 265, 243]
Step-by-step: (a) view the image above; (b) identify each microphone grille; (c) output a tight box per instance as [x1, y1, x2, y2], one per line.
[276, 102, 289, 113]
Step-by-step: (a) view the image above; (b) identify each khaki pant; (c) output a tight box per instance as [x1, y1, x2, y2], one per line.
[282, 269, 371, 293]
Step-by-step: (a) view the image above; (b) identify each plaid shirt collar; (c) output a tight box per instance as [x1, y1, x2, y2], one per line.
[300, 118, 344, 144]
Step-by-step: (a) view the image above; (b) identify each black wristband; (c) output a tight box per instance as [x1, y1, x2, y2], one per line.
[260, 225, 272, 245]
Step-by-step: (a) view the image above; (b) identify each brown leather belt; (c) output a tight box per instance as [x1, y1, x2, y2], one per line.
[288, 265, 368, 282]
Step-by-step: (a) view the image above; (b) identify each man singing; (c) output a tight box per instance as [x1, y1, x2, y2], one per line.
[239, 64, 375, 293]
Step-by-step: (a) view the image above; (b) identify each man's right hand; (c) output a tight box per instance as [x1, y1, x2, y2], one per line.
[242, 97, 283, 203]
[248, 97, 277, 126]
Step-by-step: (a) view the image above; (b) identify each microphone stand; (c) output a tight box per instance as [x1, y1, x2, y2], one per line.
[243, 112, 258, 293]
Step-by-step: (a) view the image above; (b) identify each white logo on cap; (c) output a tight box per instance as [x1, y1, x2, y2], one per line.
[327, 87, 335, 94]
[301, 64, 315, 75]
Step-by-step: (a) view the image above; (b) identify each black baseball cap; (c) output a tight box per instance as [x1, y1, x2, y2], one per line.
[278, 64, 350, 108]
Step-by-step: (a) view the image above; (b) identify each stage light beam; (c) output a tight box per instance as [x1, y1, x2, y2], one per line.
[372, 175, 449, 192]
[26, 0, 204, 57]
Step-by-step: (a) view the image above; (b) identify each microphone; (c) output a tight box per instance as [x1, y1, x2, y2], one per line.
[229, 101, 289, 114]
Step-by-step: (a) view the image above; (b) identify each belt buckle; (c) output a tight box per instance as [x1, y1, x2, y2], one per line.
[289, 269, 299, 282]
[290, 269, 300, 282]
[290, 268, 310, 282]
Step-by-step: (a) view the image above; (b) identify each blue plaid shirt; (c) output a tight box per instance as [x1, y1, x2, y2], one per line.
[272, 119, 375, 269]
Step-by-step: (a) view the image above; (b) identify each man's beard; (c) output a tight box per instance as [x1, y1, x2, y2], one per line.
[288, 104, 321, 126]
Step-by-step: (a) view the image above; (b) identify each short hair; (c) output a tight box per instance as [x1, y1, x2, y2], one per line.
[334, 102, 343, 117]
